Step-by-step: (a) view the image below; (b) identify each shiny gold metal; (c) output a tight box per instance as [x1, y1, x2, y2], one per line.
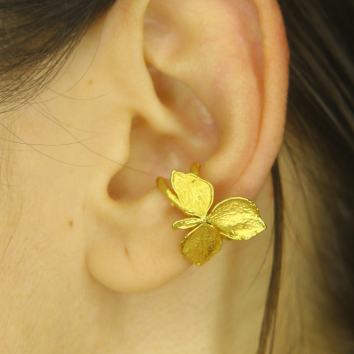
[157, 163, 266, 266]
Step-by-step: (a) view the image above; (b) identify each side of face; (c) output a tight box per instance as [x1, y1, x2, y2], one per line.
[0, 0, 289, 352]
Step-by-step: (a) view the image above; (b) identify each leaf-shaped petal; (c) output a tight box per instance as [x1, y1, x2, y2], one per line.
[171, 170, 214, 218]
[207, 197, 266, 240]
[172, 218, 202, 230]
[181, 223, 223, 266]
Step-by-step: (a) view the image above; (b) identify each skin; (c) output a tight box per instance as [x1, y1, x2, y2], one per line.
[0, 0, 337, 353]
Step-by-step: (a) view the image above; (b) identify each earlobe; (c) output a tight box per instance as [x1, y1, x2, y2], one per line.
[84, 0, 288, 293]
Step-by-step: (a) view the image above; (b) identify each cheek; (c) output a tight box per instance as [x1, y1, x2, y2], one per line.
[0, 103, 120, 342]
[5, 82, 133, 211]
[0, 96, 132, 294]
[13, 92, 132, 166]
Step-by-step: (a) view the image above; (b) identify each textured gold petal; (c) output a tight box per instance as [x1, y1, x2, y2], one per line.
[172, 218, 202, 230]
[181, 223, 223, 266]
[207, 197, 266, 240]
[171, 170, 214, 218]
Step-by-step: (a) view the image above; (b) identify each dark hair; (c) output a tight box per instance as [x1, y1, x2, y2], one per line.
[281, 0, 354, 351]
[1, 1, 354, 353]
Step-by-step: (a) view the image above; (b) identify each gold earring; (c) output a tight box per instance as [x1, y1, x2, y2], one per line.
[156, 162, 266, 266]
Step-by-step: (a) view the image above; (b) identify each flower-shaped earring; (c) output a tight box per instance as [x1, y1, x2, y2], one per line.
[157, 162, 266, 265]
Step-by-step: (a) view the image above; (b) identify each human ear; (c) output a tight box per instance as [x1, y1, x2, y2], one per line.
[84, 0, 289, 293]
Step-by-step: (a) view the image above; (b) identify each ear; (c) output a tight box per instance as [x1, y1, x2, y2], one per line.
[83, 0, 289, 293]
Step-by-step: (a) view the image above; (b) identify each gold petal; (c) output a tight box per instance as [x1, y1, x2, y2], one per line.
[181, 223, 223, 266]
[207, 197, 266, 240]
[172, 218, 202, 230]
[171, 170, 214, 218]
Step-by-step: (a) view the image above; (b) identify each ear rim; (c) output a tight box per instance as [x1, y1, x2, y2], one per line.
[144, 0, 289, 203]
[230, 0, 290, 200]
